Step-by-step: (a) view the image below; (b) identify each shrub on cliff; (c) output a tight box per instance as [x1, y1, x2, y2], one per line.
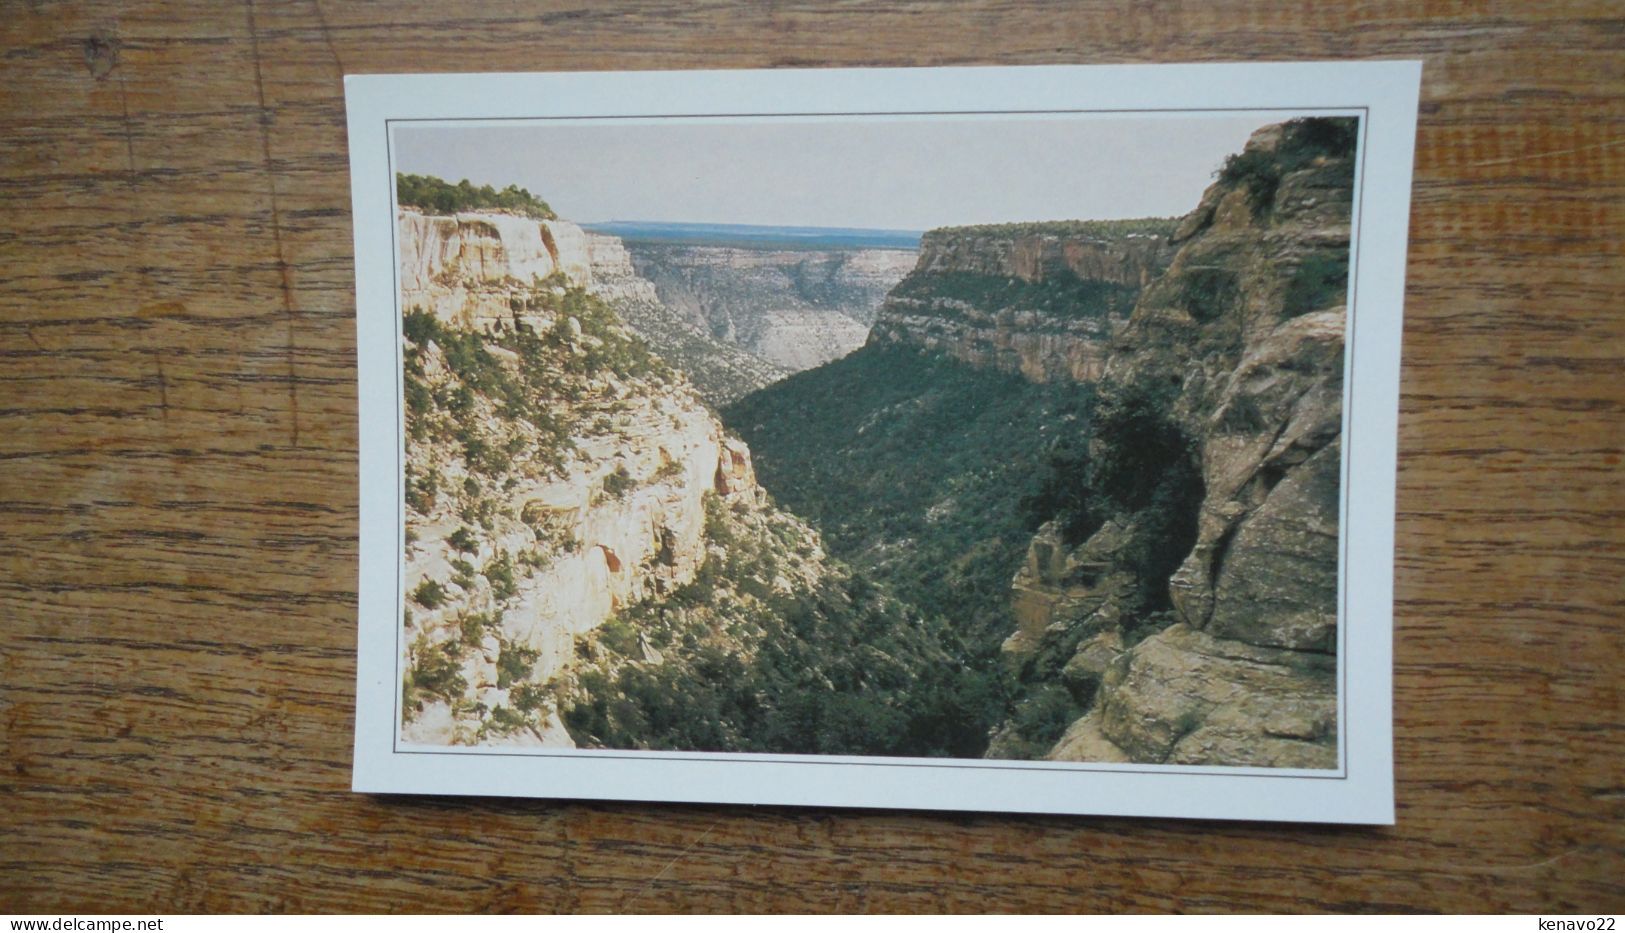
[404, 466, 438, 513]
[484, 552, 518, 601]
[447, 526, 478, 553]
[496, 641, 539, 689]
[396, 172, 556, 220]
[405, 637, 466, 708]
[411, 579, 447, 608]
[601, 465, 636, 499]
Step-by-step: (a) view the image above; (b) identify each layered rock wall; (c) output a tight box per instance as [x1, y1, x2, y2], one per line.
[396, 207, 776, 748]
[868, 225, 1175, 383]
[584, 233, 662, 307]
[907, 226, 1170, 286]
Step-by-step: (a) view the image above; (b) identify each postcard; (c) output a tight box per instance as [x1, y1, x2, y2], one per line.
[346, 62, 1418, 823]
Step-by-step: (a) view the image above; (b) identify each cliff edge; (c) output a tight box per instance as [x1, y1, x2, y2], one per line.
[868, 219, 1175, 383]
[990, 118, 1357, 767]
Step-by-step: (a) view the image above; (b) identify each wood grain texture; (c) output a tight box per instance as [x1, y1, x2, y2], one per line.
[1, 0, 1621, 914]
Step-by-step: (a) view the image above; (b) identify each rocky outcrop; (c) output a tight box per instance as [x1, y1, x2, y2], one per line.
[997, 119, 1357, 768]
[1047, 625, 1335, 768]
[584, 233, 661, 307]
[624, 242, 917, 372]
[1003, 518, 1134, 661]
[868, 222, 1175, 383]
[398, 209, 595, 330]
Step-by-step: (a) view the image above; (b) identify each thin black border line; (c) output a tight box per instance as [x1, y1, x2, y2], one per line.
[1339, 109, 1373, 779]
[384, 105, 1372, 123]
[382, 105, 1371, 782]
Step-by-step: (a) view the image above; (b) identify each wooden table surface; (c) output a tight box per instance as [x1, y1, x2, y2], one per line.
[2, 0, 1621, 914]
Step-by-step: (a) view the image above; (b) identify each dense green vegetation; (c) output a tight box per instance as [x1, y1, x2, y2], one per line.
[722, 342, 1209, 757]
[558, 495, 999, 757]
[724, 343, 1099, 733]
[887, 269, 1142, 322]
[935, 218, 1178, 239]
[396, 172, 556, 220]
[1021, 373, 1202, 608]
[1172, 266, 1241, 324]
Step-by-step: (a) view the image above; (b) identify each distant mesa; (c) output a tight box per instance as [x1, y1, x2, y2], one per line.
[583, 220, 924, 251]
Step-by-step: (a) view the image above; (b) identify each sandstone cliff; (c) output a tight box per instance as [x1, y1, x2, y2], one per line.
[867, 220, 1176, 383]
[398, 208, 594, 331]
[624, 242, 917, 372]
[990, 118, 1357, 768]
[394, 201, 964, 754]
[395, 222, 770, 747]
[401, 333, 762, 747]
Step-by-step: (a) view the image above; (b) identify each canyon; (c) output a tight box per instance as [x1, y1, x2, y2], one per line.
[394, 115, 1355, 766]
[732, 117, 1355, 767]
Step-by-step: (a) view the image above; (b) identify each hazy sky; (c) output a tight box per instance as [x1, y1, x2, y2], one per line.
[392, 113, 1291, 230]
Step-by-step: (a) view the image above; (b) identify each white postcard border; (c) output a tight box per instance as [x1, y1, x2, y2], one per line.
[347, 62, 1418, 824]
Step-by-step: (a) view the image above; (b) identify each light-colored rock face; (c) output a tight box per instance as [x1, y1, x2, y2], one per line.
[398, 209, 595, 330]
[487, 405, 752, 678]
[623, 242, 917, 372]
[746, 310, 872, 371]
[868, 225, 1175, 384]
[396, 231, 768, 747]
[401, 346, 762, 747]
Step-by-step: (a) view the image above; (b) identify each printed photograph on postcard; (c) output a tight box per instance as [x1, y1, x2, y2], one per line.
[346, 63, 1418, 823]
